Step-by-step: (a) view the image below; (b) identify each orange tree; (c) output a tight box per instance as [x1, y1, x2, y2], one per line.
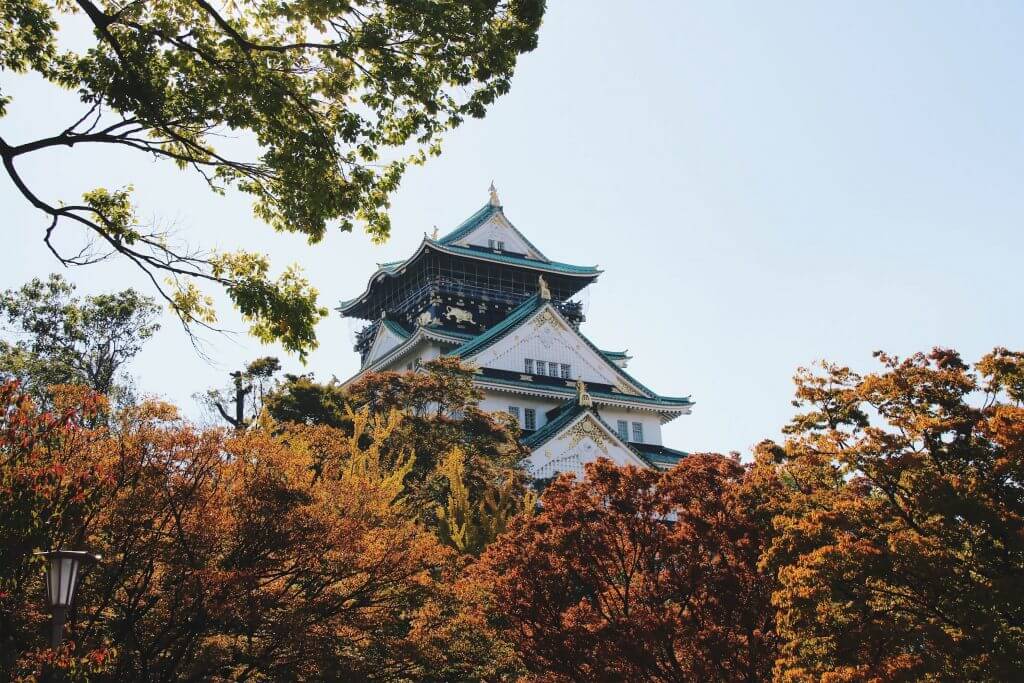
[753, 348, 1024, 681]
[466, 456, 777, 682]
[0, 381, 453, 681]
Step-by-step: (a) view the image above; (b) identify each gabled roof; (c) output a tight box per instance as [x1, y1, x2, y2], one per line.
[519, 398, 658, 470]
[437, 202, 551, 263]
[447, 297, 688, 405]
[382, 319, 411, 340]
[632, 443, 689, 470]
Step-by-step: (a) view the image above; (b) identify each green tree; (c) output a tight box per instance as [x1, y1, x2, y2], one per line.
[202, 355, 281, 430]
[0, 273, 160, 404]
[0, 0, 544, 358]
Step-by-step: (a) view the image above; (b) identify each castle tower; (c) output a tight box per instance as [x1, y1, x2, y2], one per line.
[338, 188, 692, 477]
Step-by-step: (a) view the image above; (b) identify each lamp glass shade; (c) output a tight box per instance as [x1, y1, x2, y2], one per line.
[38, 550, 98, 609]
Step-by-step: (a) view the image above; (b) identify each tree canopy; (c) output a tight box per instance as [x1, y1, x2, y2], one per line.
[469, 456, 778, 682]
[753, 347, 1024, 681]
[0, 0, 545, 358]
[0, 273, 160, 405]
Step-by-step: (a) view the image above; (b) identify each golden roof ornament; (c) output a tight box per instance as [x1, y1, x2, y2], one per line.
[431, 225, 439, 240]
[488, 181, 501, 207]
[576, 379, 593, 407]
[538, 274, 551, 300]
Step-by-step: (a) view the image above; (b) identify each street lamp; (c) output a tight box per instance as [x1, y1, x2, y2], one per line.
[35, 550, 100, 648]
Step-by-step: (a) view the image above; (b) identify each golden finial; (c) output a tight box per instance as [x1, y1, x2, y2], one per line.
[431, 225, 439, 240]
[538, 274, 551, 300]
[575, 379, 592, 407]
[488, 181, 501, 207]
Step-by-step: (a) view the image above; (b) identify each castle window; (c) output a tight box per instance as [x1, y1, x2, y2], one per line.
[617, 420, 628, 440]
[497, 240, 505, 251]
[524, 408, 536, 431]
[509, 406, 521, 425]
[632, 422, 644, 443]
[524, 358, 533, 374]
[560, 363, 571, 379]
[536, 361, 546, 376]
[488, 239, 495, 249]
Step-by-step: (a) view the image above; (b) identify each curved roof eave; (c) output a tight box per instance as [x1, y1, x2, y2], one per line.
[337, 239, 602, 315]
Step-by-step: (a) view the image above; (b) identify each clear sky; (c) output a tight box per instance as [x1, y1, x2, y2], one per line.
[2, 2, 1023, 454]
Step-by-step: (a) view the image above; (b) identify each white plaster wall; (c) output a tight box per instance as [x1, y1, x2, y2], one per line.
[479, 391, 558, 430]
[457, 215, 540, 259]
[595, 408, 664, 446]
[470, 313, 631, 388]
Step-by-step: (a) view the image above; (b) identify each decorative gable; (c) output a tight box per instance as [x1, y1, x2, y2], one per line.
[465, 304, 648, 395]
[363, 322, 408, 368]
[525, 412, 648, 478]
[450, 211, 546, 261]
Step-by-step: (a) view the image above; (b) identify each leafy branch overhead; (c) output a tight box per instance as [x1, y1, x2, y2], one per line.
[0, 0, 545, 358]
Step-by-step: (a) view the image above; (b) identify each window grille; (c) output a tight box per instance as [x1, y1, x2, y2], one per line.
[561, 363, 571, 379]
[509, 406, 521, 425]
[617, 420, 629, 440]
[525, 409, 536, 430]
[524, 358, 533, 374]
[536, 361, 546, 376]
[632, 422, 644, 443]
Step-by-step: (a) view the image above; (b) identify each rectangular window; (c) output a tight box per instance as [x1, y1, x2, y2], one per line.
[508, 406, 521, 425]
[524, 408, 536, 431]
[524, 358, 533, 374]
[497, 240, 505, 251]
[536, 360, 546, 376]
[561, 363, 571, 379]
[617, 420, 629, 440]
[488, 239, 495, 249]
[632, 422, 644, 443]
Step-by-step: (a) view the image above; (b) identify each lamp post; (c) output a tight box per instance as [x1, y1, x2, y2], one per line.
[35, 550, 100, 648]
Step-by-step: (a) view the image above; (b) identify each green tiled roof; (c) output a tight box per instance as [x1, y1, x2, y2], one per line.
[632, 443, 689, 469]
[431, 242, 599, 275]
[382, 319, 410, 340]
[449, 299, 685, 404]
[475, 373, 693, 409]
[519, 399, 659, 469]
[601, 350, 630, 360]
[437, 203, 500, 245]
[521, 400, 584, 449]
[438, 202, 551, 262]
[338, 242, 599, 313]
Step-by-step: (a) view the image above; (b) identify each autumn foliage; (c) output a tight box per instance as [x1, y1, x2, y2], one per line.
[470, 456, 777, 682]
[0, 382, 453, 681]
[753, 348, 1024, 681]
[3, 347, 1024, 682]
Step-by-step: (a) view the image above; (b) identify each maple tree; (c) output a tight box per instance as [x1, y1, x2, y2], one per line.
[0, 381, 453, 681]
[469, 456, 778, 682]
[753, 347, 1024, 681]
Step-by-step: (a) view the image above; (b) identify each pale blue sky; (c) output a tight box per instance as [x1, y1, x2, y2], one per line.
[2, 2, 1022, 453]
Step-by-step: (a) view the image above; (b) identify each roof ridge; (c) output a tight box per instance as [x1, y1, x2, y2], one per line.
[437, 203, 500, 245]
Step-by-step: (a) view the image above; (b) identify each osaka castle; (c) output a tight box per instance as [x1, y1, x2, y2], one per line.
[338, 185, 693, 478]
